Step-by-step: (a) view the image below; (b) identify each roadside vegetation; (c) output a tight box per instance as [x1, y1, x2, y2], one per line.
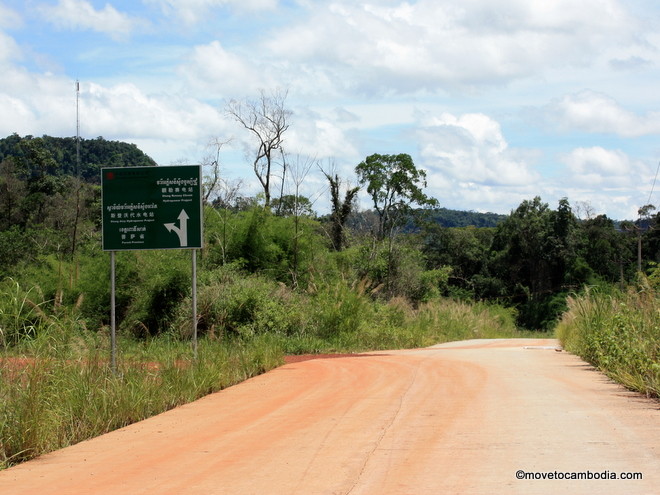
[1, 129, 658, 469]
[0, 270, 525, 469]
[556, 272, 660, 399]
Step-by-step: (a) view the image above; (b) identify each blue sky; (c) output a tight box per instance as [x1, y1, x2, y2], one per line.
[2, 0, 660, 219]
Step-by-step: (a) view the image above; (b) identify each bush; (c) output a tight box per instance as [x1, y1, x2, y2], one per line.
[172, 265, 309, 339]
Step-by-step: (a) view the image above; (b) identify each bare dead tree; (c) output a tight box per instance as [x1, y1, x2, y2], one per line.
[574, 201, 596, 221]
[201, 137, 233, 205]
[281, 152, 316, 287]
[226, 89, 291, 208]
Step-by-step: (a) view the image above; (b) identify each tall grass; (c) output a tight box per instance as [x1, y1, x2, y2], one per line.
[556, 281, 660, 398]
[0, 310, 283, 469]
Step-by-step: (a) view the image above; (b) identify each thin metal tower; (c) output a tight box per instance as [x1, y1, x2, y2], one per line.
[76, 80, 80, 178]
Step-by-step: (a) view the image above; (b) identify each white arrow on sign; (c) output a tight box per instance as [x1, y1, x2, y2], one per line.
[164, 209, 189, 247]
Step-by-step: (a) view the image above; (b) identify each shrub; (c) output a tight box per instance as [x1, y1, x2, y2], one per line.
[172, 265, 309, 340]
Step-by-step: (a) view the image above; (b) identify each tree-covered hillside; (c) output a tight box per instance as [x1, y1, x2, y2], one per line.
[0, 133, 156, 183]
[428, 207, 506, 227]
[0, 134, 157, 267]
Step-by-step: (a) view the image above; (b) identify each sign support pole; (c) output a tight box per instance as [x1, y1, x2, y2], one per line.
[192, 249, 198, 359]
[110, 251, 117, 373]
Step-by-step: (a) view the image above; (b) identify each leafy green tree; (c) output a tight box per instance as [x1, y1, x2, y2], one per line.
[272, 194, 314, 218]
[582, 214, 631, 283]
[355, 153, 436, 240]
[490, 197, 589, 329]
[636, 204, 656, 271]
[643, 211, 660, 265]
[422, 223, 499, 299]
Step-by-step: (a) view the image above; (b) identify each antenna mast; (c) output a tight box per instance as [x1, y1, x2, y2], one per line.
[76, 80, 80, 178]
[72, 80, 82, 258]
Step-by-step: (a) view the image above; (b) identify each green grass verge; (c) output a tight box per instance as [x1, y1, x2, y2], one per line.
[0, 333, 283, 469]
[555, 282, 660, 398]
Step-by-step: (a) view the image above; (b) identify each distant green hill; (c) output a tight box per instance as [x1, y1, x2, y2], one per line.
[346, 207, 507, 234]
[0, 133, 157, 183]
[429, 207, 507, 228]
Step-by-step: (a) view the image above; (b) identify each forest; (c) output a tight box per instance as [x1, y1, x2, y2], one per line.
[0, 133, 659, 332]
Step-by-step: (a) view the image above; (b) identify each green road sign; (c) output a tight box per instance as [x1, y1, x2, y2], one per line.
[102, 165, 203, 251]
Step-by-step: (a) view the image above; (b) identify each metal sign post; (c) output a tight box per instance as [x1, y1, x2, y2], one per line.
[102, 165, 203, 367]
[192, 249, 198, 359]
[110, 250, 117, 373]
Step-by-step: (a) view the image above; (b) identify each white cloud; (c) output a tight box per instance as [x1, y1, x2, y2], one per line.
[0, 4, 22, 30]
[547, 90, 660, 137]
[38, 0, 145, 40]
[0, 6, 22, 64]
[417, 112, 539, 187]
[82, 82, 227, 141]
[287, 111, 360, 160]
[262, 0, 641, 95]
[0, 31, 21, 65]
[408, 111, 543, 214]
[0, 71, 230, 164]
[0, 69, 78, 137]
[145, 0, 278, 25]
[178, 41, 259, 97]
[561, 147, 643, 188]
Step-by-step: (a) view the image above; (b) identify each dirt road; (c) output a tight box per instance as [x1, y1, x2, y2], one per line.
[1, 338, 658, 494]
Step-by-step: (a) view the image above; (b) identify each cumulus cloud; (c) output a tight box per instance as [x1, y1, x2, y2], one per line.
[0, 71, 229, 164]
[0, 32, 21, 65]
[262, 0, 640, 94]
[547, 90, 660, 137]
[0, 6, 22, 64]
[82, 82, 227, 141]
[409, 111, 542, 213]
[287, 108, 360, 160]
[561, 147, 642, 188]
[38, 0, 145, 40]
[417, 112, 539, 187]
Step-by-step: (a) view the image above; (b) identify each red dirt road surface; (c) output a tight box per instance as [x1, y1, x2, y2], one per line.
[1, 338, 659, 494]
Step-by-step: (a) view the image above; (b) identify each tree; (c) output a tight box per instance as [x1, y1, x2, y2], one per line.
[422, 223, 499, 298]
[355, 153, 436, 240]
[637, 204, 656, 272]
[272, 195, 314, 218]
[582, 214, 631, 283]
[0, 159, 26, 230]
[643, 211, 660, 264]
[323, 170, 359, 251]
[201, 137, 233, 205]
[490, 197, 590, 329]
[226, 89, 291, 208]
